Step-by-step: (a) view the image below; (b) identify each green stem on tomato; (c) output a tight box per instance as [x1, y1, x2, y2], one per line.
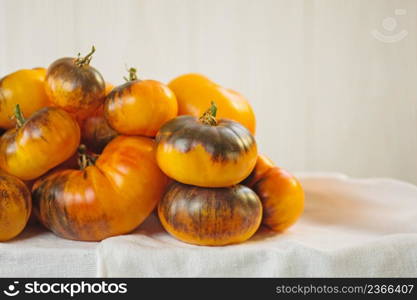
[199, 101, 218, 126]
[77, 145, 97, 170]
[75, 46, 96, 67]
[14, 104, 26, 128]
[123, 67, 138, 82]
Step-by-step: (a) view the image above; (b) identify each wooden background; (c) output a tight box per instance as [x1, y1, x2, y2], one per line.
[1, 0, 416, 183]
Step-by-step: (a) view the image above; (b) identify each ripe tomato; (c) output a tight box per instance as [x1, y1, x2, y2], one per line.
[0, 106, 80, 181]
[169, 73, 256, 134]
[156, 102, 257, 187]
[45, 46, 105, 122]
[243, 155, 304, 232]
[158, 182, 262, 246]
[104, 68, 177, 137]
[81, 83, 117, 153]
[32, 136, 169, 241]
[0, 172, 31, 241]
[0, 68, 50, 129]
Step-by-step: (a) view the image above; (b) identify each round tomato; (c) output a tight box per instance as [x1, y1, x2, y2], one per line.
[81, 105, 117, 153]
[156, 102, 257, 187]
[0, 68, 50, 129]
[104, 68, 178, 137]
[32, 136, 169, 241]
[0, 106, 80, 181]
[243, 155, 304, 232]
[158, 182, 262, 246]
[45, 46, 105, 122]
[0, 172, 31, 241]
[169, 73, 256, 134]
[81, 84, 117, 153]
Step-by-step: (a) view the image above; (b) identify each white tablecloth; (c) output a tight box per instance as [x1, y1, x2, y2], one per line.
[1, 173, 417, 277]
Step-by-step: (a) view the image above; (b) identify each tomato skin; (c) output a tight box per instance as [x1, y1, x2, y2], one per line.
[0, 68, 50, 129]
[0, 107, 80, 181]
[45, 57, 105, 122]
[156, 115, 257, 187]
[0, 172, 31, 241]
[169, 73, 256, 134]
[82, 105, 118, 153]
[243, 155, 304, 232]
[32, 136, 169, 241]
[104, 80, 178, 137]
[81, 83, 117, 153]
[158, 182, 262, 246]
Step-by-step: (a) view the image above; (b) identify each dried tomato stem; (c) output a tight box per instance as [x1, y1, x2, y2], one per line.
[199, 101, 218, 126]
[75, 46, 96, 67]
[14, 104, 26, 128]
[123, 67, 138, 82]
[77, 145, 96, 170]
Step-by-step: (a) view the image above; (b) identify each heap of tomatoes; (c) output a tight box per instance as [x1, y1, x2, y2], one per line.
[0, 47, 304, 245]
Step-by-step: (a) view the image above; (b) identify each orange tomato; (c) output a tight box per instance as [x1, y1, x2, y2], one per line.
[158, 182, 262, 246]
[104, 82, 114, 95]
[0, 172, 31, 241]
[0, 68, 50, 129]
[81, 83, 118, 153]
[169, 73, 256, 134]
[32, 136, 169, 241]
[155, 102, 257, 187]
[104, 68, 178, 137]
[243, 155, 304, 232]
[0, 106, 80, 181]
[45, 46, 105, 122]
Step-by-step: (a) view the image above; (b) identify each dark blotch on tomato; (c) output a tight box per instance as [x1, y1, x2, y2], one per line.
[47, 58, 105, 96]
[156, 116, 255, 162]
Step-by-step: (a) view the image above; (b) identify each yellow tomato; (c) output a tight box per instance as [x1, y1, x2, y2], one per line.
[0, 172, 31, 241]
[0, 68, 50, 129]
[0, 106, 80, 181]
[169, 73, 256, 134]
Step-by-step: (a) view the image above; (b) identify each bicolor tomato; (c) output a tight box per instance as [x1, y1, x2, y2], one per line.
[158, 182, 262, 246]
[0, 172, 31, 241]
[45, 46, 105, 122]
[32, 136, 169, 241]
[0, 106, 80, 181]
[156, 102, 257, 187]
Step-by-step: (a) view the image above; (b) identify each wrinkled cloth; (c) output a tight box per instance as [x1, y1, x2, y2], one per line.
[1, 173, 416, 277]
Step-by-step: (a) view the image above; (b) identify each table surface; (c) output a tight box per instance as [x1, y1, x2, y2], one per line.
[1, 173, 417, 277]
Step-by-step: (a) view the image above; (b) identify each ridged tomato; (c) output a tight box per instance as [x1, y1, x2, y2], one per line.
[32, 136, 169, 241]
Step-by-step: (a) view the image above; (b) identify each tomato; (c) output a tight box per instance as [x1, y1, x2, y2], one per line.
[243, 155, 304, 232]
[81, 105, 117, 153]
[169, 73, 256, 134]
[32, 136, 169, 241]
[155, 102, 257, 187]
[0, 68, 50, 129]
[104, 82, 114, 95]
[81, 83, 117, 153]
[104, 68, 178, 137]
[45, 46, 105, 122]
[0, 172, 31, 241]
[158, 182, 262, 246]
[0, 106, 80, 181]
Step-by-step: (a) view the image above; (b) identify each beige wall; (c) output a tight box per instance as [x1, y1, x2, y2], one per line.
[1, 0, 416, 183]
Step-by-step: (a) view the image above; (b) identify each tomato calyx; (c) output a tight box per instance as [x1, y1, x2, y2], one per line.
[123, 67, 139, 82]
[13, 104, 26, 128]
[199, 101, 218, 126]
[77, 144, 97, 170]
[75, 46, 96, 67]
